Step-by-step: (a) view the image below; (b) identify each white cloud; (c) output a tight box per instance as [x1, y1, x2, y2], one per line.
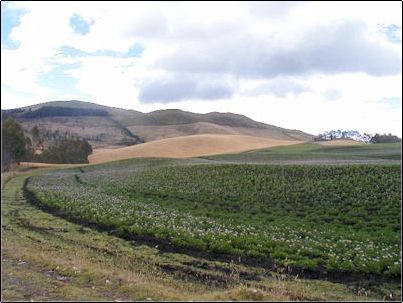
[65, 56, 141, 108]
[322, 89, 342, 101]
[1, 1, 402, 136]
[1, 88, 37, 109]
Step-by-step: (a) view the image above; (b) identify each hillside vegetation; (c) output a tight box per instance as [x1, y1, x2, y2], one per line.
[21, 106, 108, 118]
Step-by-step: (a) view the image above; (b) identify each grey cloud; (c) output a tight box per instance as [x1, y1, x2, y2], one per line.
[245, 78, 311, 97]
[138, 78, 234, 103]
[122, 12, 168, 38]
[134, 16, 400, 103]
[245, 1, 306, 19]
[157, 19, 402, 79]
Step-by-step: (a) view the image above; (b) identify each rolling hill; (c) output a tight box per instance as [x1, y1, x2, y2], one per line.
[2, 100, 312, 149]
[88, 134, 302, 164]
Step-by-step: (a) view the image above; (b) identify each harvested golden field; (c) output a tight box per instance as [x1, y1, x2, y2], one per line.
[88, 134, 303, 164]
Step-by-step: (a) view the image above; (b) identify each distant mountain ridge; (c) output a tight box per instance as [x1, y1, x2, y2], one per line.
[2, 100, 313, 149]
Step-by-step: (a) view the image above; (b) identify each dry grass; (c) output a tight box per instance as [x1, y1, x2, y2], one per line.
[127, 122, 312, 142]
[127, 122, 239, 142]
[88, 134, 303, 164]
[14, 102, 312, 149]
[315, 139, 365, 146]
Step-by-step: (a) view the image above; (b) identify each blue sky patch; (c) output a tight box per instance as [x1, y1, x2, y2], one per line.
[1, 3, 27, 49]
[37, 63, 82, 95]
[59, 43, 144, 58]
[378, 24, 402, 44]
[378, 97, 402, 109]
[70, 14, 93, 35]
[92, 44, 144, 58]
[58, 46, 88, 57]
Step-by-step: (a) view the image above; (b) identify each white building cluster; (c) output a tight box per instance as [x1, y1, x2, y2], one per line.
[314, 130, 372, 143]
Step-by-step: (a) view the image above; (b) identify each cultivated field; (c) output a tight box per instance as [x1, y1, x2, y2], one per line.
[205, 142, 402, 165]
[2, 173, 374, 301]
[2, 142, 402, 301]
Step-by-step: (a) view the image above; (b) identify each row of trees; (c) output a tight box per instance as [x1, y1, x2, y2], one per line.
[314, 130, 401, 144]
[370, 133, 402, 144]
[1, 118, 93, 171]
[34, 137, 92, 164]
[22, 106, 108, 118]
[2, 118, 32, 171]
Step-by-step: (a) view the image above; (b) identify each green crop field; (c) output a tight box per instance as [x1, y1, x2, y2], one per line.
[26, 158, 401, 281]
[204, 142, 402, 164]
[3, 142, 402, 300]
[3, 171, 382, 301]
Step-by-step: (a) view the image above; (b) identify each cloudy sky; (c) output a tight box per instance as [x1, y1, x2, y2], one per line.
[1, 1, 402, 136]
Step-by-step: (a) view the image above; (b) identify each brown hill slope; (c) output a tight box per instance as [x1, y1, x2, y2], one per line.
[2, 100, 313, 149]
[88, 134, 302, 164]
[127, 122, 310, 142]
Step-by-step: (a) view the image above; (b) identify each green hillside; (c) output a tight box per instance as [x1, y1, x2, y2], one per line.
[205, 142, 402, 164]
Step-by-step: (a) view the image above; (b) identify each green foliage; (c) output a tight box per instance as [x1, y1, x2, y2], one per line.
[28, 160, 401, 277]
[22, 106, 108, 118]
[206, 142, 401, 163]
[370, 133, 402, 144]
[1, 118, 31, 169]
[31, 125, 40, 139]
[34, 136, 92, 164]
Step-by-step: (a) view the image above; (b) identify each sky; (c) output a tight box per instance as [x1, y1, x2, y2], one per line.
[1, 1, 402, 136]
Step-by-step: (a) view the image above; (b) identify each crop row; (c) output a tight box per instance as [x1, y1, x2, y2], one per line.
[27, 161, 401, 276]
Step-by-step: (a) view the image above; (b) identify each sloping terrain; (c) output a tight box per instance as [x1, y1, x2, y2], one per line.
[205, 142, 402, 165]
[127, 122, 310, 142]
[88, 134, 301, 164]
[2, 101, 144, 149]
[13, 156, 401, 300]
[2, 100, 312, 149]
[1, 170, 375, 301]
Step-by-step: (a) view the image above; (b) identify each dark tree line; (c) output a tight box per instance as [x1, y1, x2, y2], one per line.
[1, 118, 93, 171]
[34, 137, 92, 164]
[1, 118, 32, 171]
[22, 106, 108, 118]
[370, 133, 402, 144]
